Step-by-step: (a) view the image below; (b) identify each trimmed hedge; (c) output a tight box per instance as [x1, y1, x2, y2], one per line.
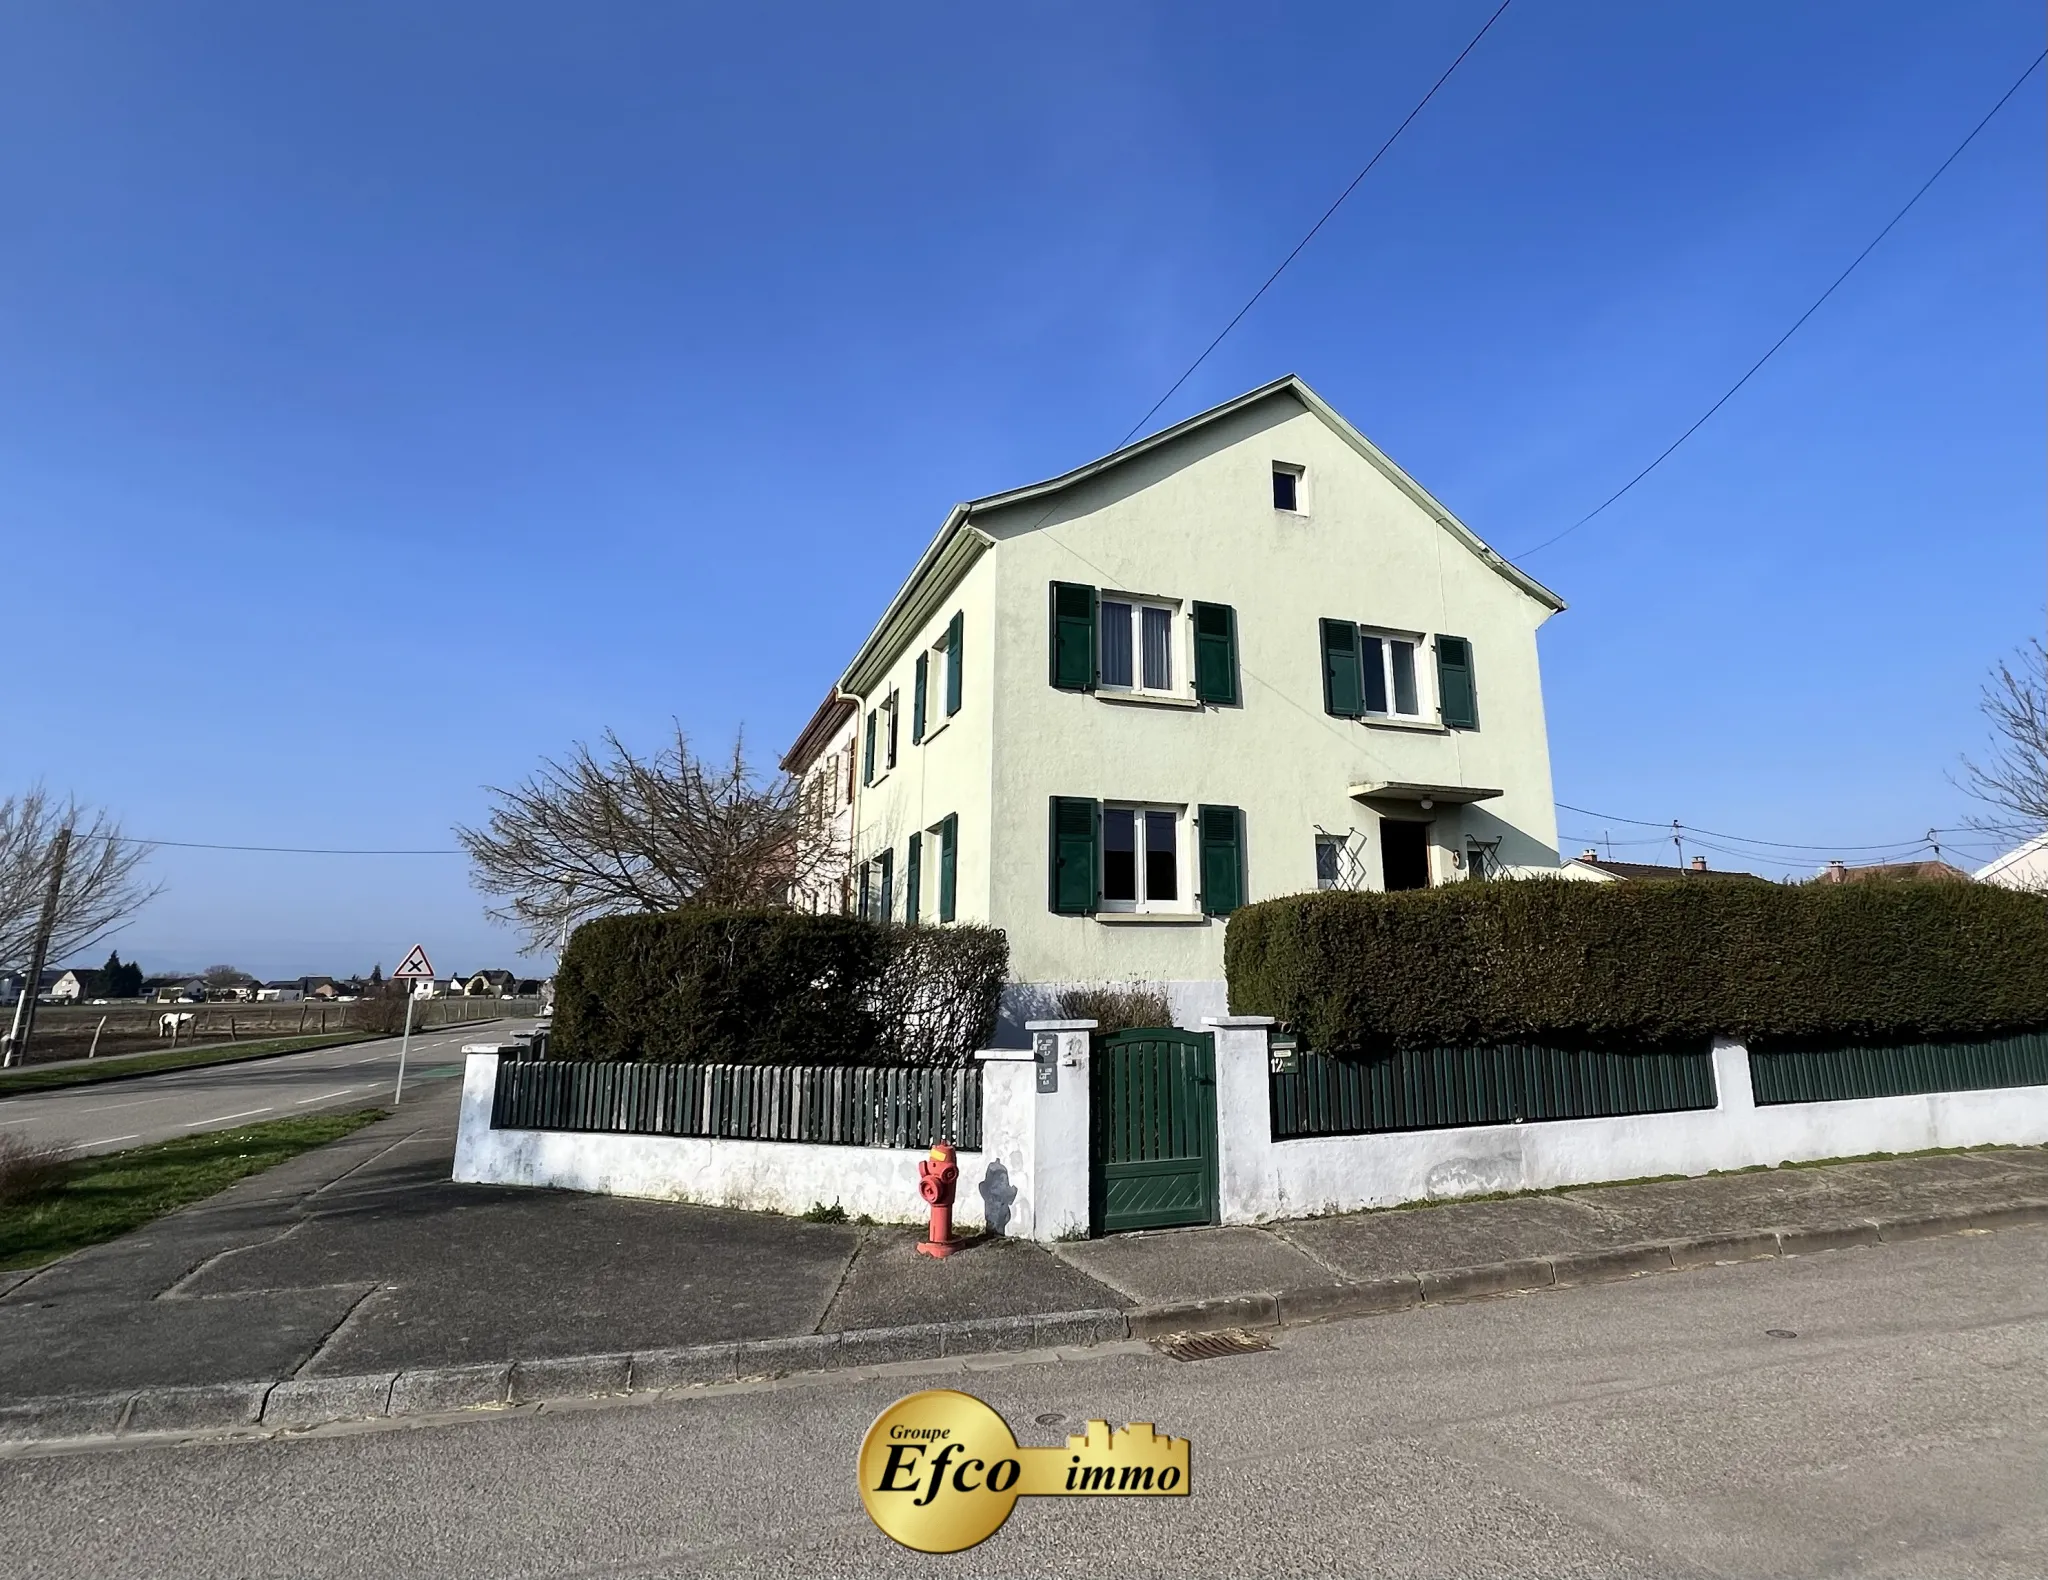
[552, 911, 1007, 1066]
[1225, 879, 2048, 1054]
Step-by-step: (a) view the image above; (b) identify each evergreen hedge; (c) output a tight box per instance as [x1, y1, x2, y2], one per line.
[552, 910, 1008, 1066]
[1225, 879, 2048, 1054]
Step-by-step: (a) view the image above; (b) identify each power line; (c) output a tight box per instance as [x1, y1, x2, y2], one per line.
[64, 829, 464, 856]
[1116, 0, 1515, 449]
[1556, 800, 1981, 855]
[1513, 47, 2047, 562]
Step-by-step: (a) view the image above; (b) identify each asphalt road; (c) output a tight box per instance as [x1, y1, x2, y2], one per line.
[0, 1025, 497, 1155]
[4, 1222, 2042, 1578]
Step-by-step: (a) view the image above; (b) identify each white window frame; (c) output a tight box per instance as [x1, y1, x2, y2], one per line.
[921, 631, 951, 743]
[1096, 595, 1183, 698]
[1272, 461, 1306, 515]
[1358, 627, 1431, 721]
[1098, 801, 1188, 914]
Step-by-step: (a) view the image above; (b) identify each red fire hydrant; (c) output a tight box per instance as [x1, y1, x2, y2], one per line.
[916, 1142, 961, 1259]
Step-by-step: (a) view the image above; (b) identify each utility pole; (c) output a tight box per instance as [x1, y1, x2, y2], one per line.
[2, 823, 73, 1069]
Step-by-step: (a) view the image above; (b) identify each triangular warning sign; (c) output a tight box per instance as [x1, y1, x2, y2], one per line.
[392, 943, 436, 980]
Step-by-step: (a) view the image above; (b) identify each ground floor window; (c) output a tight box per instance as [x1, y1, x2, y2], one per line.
[1102, 805, 1180, 910]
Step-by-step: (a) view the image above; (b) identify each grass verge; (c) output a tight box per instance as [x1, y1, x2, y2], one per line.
[0, 1109, 388, 1271]
[0, 1032, 381, 1099]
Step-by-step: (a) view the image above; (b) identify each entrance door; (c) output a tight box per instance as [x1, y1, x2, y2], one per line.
[1380, 818, 1432, 890]
[1091, 1028, 1218, 1235]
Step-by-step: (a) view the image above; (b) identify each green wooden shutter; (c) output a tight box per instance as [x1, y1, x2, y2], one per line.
[1192, 601, 1239, 705]
[862, 709, 877, 784]
[938, 814, 958, 922]
[945, 612, 964, 716]
[1198, 805, 1245, 916]
[1320, 620, 1363, 717]
[1049, 583, 1097, 691]
[911, 652, 928, 743]
[1049, 797, 1099, 914]
[1436, 635, 1478, 729]
[857, 861, 872, 919]
[879, 848, 894, 921]
[904, 833, 922, 924]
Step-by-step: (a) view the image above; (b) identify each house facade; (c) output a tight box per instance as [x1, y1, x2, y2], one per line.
[782, 694, 860, 915]
[797, 375, 1567, 1034]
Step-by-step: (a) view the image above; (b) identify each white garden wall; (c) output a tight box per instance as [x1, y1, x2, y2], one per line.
[1209, 1020, 2048, 1223]
[451, 1023, 2048, 1241]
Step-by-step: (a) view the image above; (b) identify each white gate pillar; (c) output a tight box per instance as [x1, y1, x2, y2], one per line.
[1206, 1015, 1276, 1224]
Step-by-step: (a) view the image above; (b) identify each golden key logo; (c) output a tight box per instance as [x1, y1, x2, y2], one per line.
[858, 1388, 1191, 1553]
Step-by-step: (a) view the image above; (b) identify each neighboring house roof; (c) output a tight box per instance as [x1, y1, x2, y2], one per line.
[1975, 833, 2048, 889]
[262, 980, 302, 989]
[835, 373, 1566, 697]
[1814, 859, 1974, 884]
[470, 969, 517, 987]
[781, 691, 858, 775]
[1568, 855, 1763, 882]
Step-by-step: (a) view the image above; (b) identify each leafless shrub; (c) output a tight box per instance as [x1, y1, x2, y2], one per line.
[1054, 984, 1173, 1036]
[0, 1133, 74, 1207]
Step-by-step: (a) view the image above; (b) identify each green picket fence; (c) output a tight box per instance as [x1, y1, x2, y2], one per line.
[489, 1057, 981, 1150]
[1749, 1029, 2048, 1105]
[1270, 1042, 1717, 1139]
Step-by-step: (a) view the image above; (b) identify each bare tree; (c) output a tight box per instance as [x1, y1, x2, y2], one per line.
[1960, 639, 2048, 837]
[0, 789, 161, 975]
[201, 964, 253, 990]
[456, 727, 840, 952]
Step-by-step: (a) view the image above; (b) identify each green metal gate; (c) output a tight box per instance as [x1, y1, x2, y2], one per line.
[1091, 1028, 1218, 1235]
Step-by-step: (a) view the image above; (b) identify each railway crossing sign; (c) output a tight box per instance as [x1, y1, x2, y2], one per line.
[393, 944, 435, 981]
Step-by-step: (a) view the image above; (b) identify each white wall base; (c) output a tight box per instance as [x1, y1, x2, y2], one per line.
[1210, 1026, 2048, 1222]
[452, 1054, 1003, 1229]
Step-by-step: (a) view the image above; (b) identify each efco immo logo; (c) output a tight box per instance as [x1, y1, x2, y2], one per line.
[858, 1389, 1191, 1553]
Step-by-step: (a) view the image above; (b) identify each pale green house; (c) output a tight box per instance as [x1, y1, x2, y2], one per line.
[784, 374, 1566, 1035]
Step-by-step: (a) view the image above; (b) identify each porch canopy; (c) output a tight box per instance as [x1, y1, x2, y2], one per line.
[1346, 780, 1503, 807]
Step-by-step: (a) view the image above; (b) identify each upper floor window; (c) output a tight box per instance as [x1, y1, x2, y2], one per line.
[1272, 463, 1304, 513]
[1099, 597, 1176, 695]
[1049, 582, 1239, 705]
[912, 612, 965, 745]
[1320, 621, 1479, 729]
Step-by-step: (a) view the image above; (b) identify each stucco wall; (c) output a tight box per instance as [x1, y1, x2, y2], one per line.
[846, 547, 999, 923]
[980, 394, 1562, 987]
[452, 1054, 1012, 1228]
[1209, 1021, 2048, 1222]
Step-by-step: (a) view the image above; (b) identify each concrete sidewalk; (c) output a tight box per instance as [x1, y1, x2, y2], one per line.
[3, 1081, 2046, 1443]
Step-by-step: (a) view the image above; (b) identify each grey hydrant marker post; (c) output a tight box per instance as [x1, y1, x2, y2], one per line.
[389, 944, 436, 1106]
[394, 991, 415, 1105]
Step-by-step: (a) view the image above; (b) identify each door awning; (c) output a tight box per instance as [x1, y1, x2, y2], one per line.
[1347, 781, 1503, 806]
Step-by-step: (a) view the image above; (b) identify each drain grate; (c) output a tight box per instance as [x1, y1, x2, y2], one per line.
[1154, 1328, 1274, 1363]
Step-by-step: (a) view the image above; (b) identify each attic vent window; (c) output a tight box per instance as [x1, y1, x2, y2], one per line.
[1272, 465, 1303, 513]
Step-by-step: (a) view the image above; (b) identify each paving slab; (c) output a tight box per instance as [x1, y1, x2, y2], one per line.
[1052, 1225, 1332, 1304]
[0, 1284, 371, 1402]
[820, 1227, 1124, 1332]
[1278, 1193, 1642, 1283]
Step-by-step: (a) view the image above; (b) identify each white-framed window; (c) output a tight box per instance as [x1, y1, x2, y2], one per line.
[1098, 596, 1178, 696]
[883, 690, 900, 769]
[1272, 462, 1305, 513]
[1315, 834, 1342, 890]
[1100, 802, 1184, 912]
[1359, 629, 1427, 720]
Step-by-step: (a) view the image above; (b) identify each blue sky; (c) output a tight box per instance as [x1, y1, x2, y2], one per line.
[3, 2, 2041, 978]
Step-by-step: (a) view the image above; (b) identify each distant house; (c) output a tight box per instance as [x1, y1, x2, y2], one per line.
[146, 977, 207, 1004]
[48, 969, 109, 1003]
[1814, 859, 1974, 885]
[256, 981, 305, 1002]
[462, 969, 518, 998]
[1975, 834, 2048, 892]
[303, 977, 341, 1000]
[1562, 852, 1763, 883]
[514, 978, 545, 997]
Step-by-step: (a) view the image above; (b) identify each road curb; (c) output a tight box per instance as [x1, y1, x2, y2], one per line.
[3, 1199, 2042, 1446]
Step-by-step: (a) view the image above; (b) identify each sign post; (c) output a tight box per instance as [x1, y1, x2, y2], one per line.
[390, 944, 436, 1105]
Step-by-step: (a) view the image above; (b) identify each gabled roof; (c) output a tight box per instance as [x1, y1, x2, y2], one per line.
[781, 691, 858, 774]
[836, 374, 1564, 697]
